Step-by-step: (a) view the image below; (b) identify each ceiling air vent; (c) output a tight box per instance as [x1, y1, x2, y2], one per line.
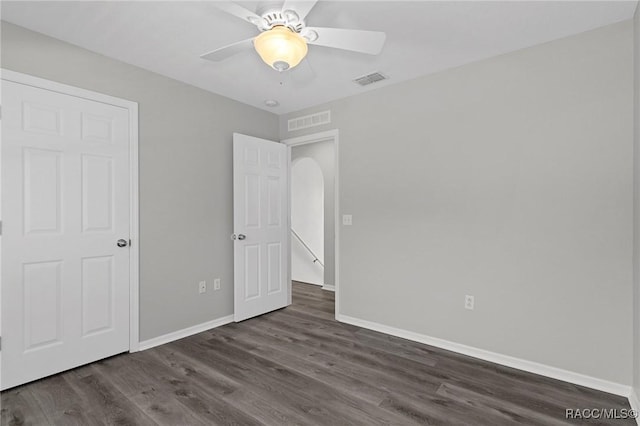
[288, 110, 331, 132]
[354, 72, 388, 87]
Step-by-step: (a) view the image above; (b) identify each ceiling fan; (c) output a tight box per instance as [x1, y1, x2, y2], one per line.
[201, 1, 386, 72]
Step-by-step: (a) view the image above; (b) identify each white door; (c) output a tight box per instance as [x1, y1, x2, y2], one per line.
[2, 80, 131, 389]
[233, 133, 289, 322]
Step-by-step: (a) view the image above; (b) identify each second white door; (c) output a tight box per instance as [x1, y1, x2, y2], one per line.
[2, 77, 132, 390]
[233, 133, 289, 322]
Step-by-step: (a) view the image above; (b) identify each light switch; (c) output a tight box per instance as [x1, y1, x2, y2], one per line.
[343, 214, 353, 226]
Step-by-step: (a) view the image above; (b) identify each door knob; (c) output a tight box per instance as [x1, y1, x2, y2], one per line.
[232, 234, 247, 240]
[117, 239, 128, 247]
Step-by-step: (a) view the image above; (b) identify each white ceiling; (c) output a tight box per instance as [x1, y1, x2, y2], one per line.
[2, 1, 637, 114]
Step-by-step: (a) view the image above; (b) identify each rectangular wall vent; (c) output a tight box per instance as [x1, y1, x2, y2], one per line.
[353, 72, 388, 87]
[288, 110, 331, 132]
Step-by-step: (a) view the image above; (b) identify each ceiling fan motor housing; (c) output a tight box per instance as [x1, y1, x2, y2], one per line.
[259, 9, 304, 33]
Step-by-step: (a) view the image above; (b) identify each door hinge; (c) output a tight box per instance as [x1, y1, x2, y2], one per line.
[0, 220, 3, 236]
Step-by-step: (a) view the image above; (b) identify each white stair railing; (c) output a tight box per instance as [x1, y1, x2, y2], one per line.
[291, 228, 324, 268]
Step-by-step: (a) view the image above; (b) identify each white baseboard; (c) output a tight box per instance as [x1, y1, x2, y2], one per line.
[629, 388, 640, 425]
[138, 315, 234, 351]
[322, 284, 336, 292]
[336, 313, 632, 398]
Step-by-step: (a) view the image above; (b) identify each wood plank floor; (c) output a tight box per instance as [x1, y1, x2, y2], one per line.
[1, 281, 635, 425]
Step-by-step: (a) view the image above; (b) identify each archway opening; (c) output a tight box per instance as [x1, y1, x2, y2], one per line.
[291, 157, 324, 285]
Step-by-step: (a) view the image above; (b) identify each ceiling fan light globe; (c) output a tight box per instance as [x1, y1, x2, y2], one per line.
[254, 26, 308, 71]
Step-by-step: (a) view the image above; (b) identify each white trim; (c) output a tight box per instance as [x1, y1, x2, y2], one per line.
[282, 129, 340, 318]
[1, 69, 141, 352]
[2, 70, 136, 109]
[128, 102, 140, 352]
[282, 129, 339, 147]
[629, 388, 640, 425]
[286, 147, 293, 307]
[337, 313, 633, 398]
[322, 285, 336, 292]
[138, 315, 234, 351]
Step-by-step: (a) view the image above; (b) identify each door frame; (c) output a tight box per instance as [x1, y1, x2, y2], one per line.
[282, 129, 340, 317]
[0, 69, 141, 352]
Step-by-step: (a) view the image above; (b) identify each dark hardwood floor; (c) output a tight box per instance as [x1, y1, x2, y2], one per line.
[1, 281, 634, 425]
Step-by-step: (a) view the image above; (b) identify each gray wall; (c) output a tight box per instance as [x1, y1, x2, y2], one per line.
[1, 22, 280, 341]
[291, 141, 336, 287]
[280, 22, 634, 384]
[633, 5, 640, 398]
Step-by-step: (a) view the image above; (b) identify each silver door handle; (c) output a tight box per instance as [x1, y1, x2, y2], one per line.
[117, 239, 128, 247]
[232, 234, 246, 240]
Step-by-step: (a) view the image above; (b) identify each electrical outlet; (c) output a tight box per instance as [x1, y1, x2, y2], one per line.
[465, 295, 474, 310]
[343, 214, 353, 226]
[199, 281, 207, 294]
[214, 278, 221, 291]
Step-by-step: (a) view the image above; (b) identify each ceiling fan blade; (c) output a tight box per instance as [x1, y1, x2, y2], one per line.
[281, 0, 318, 21]
[304, 27, 386, 55]
[200, 38, 254, 62]
[214, 2, 264, 27]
